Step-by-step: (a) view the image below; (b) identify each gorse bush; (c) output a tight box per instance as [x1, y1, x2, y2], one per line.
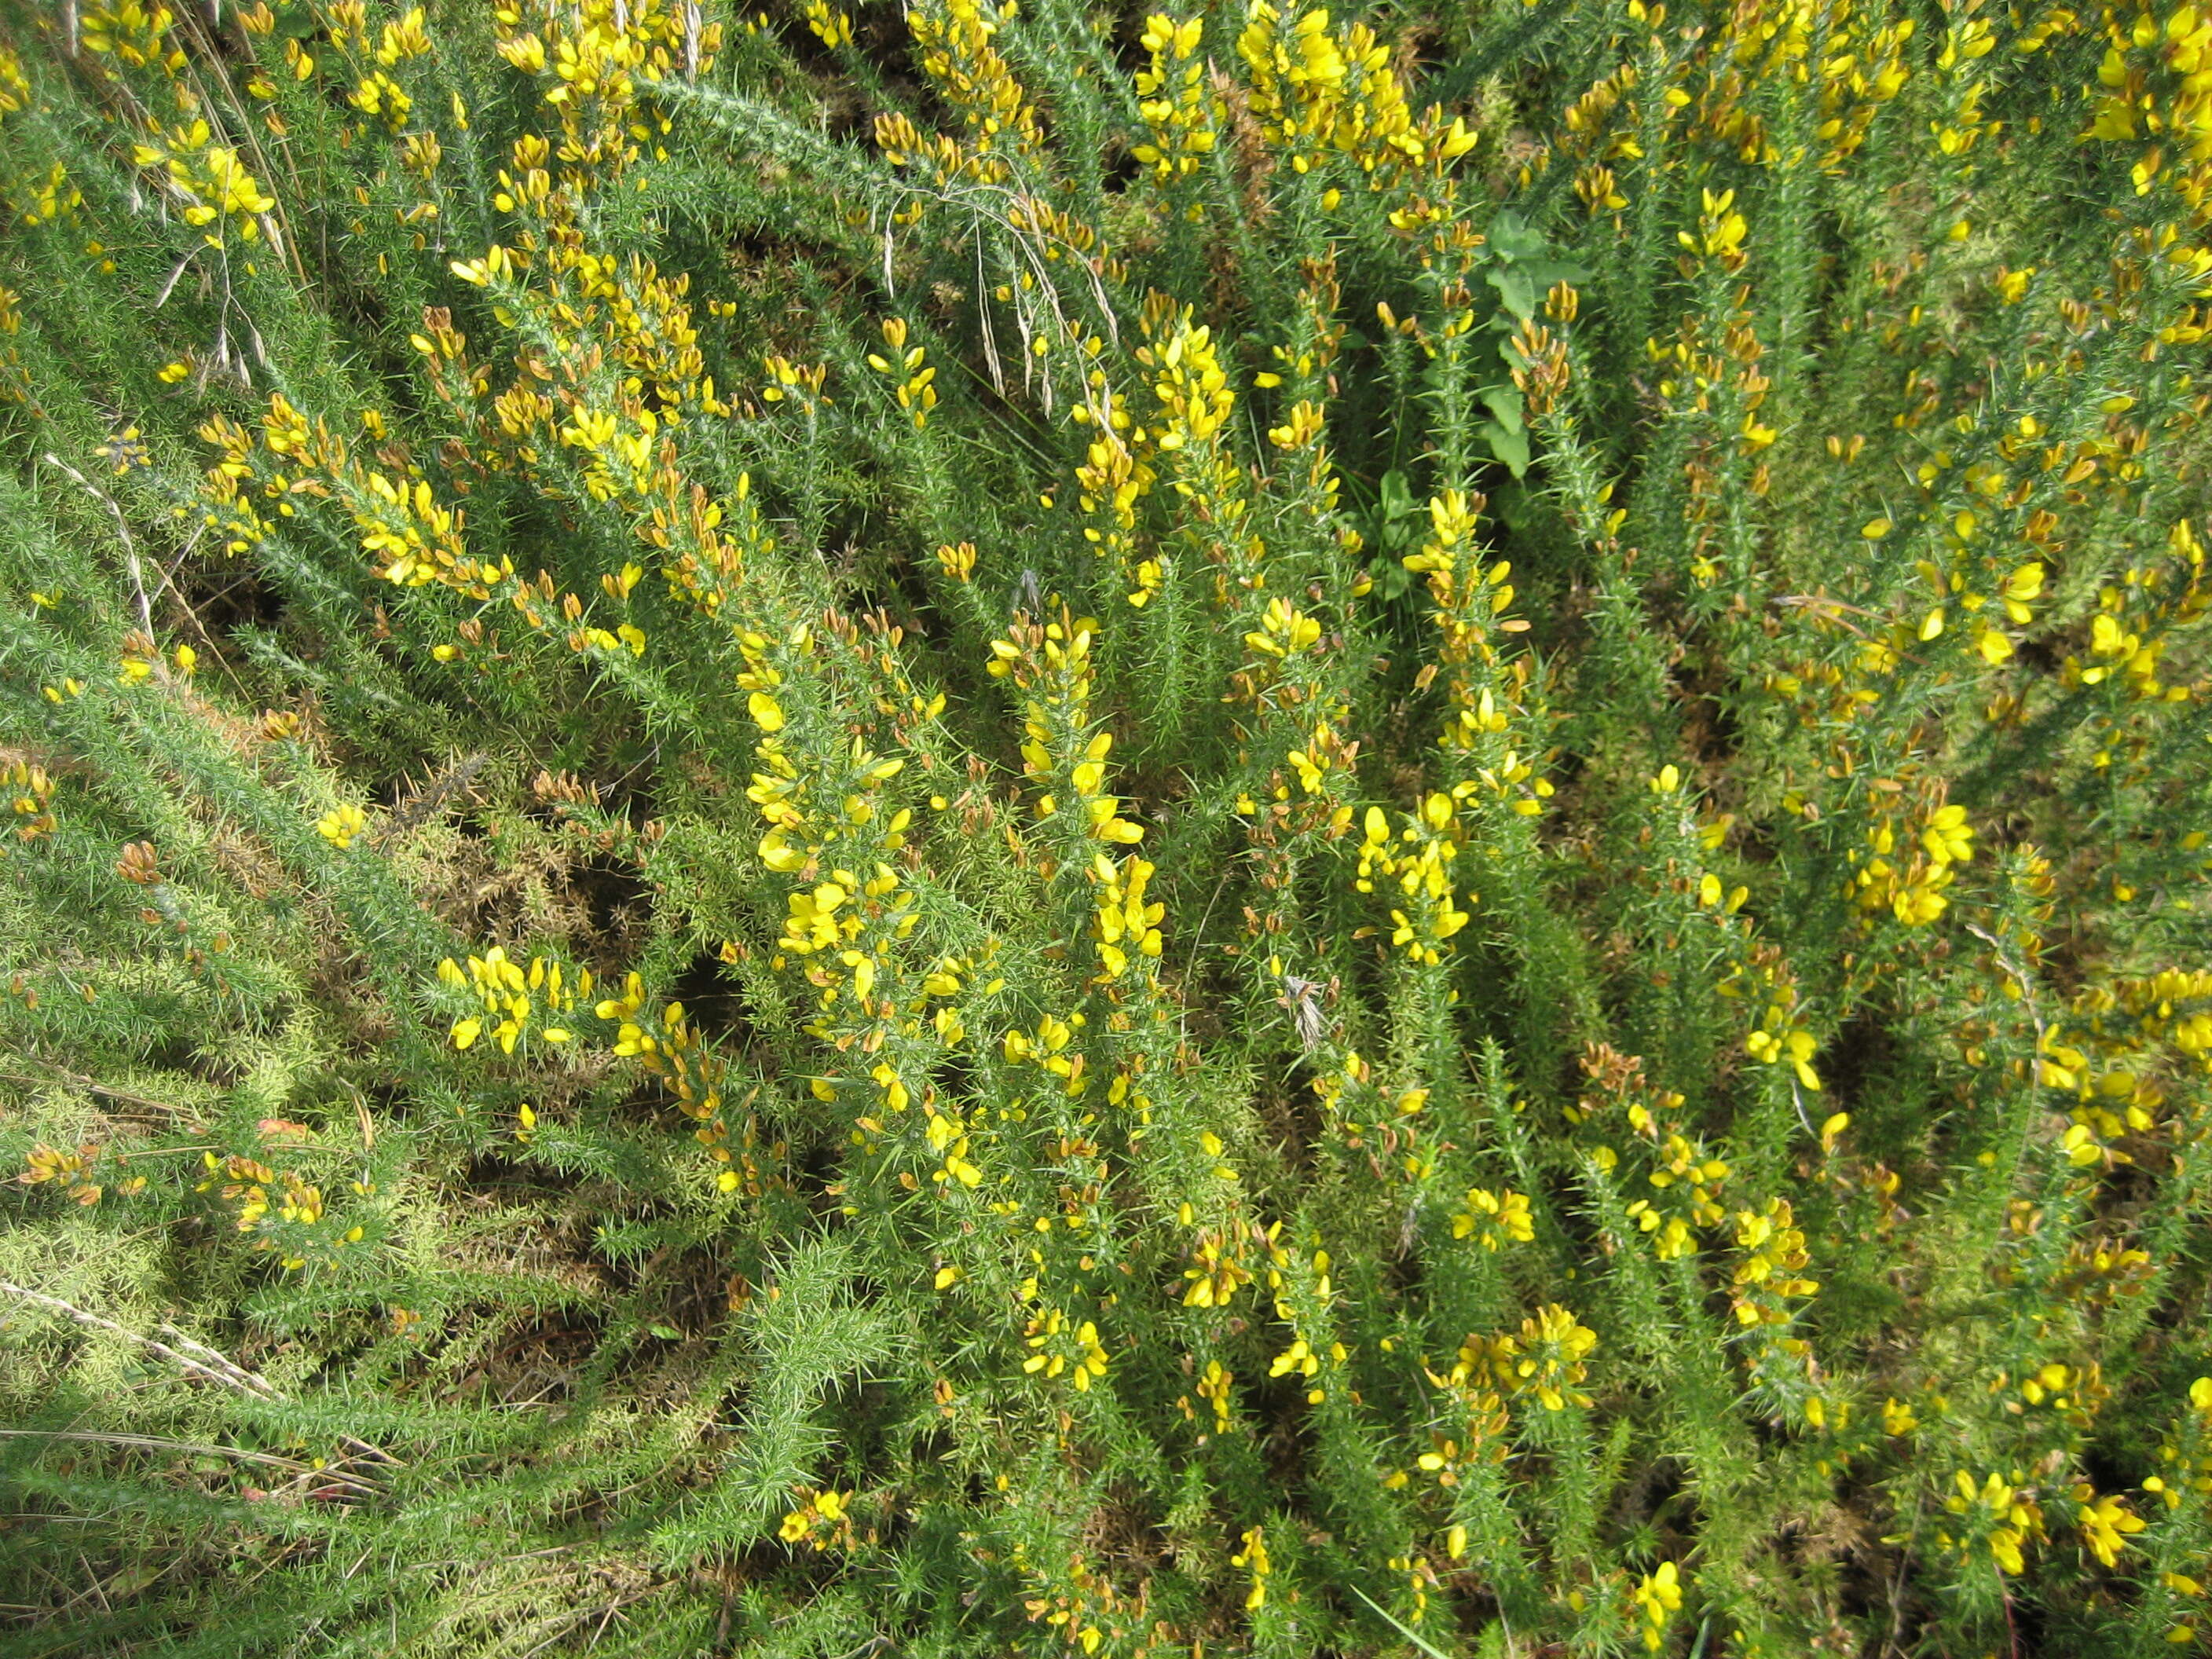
[5, 0, 2212, 1654]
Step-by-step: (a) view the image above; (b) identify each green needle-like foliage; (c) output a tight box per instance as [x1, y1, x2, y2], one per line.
[4, 1, 2212, 1655]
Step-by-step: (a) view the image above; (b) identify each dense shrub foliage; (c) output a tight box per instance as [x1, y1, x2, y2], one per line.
[5, 0, 2212, 1654]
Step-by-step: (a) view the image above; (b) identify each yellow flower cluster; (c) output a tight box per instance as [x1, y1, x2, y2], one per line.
[1003, 1013, 1082, 1095]
[79, 2, 188, 74]
[316, 803, 369, 850]
[2064, 519, 2206, 704]
[992, 612, 1144, 850]
[1847, 543, 2043, 674]
[130, 119, 276, 244]
[1848, 800, 1975, 927]
[1940, 1470, 2045, 1576]
[1408, 1391, 1510, 1493]
[1144, 312, 1233, 455]
[1450, 1185, 1533, 1250]
[1744, 991, 1821, 1092]
[2152, 1382, 2212, 1543]
[427, 141, 749, 667]
[1, 17, 84, 224]
[1244, 595, 1320, 662]
[1193, 1357, 1236, 1430]
[1230, 1524, 1271, 1610]
[734, 608, 955, 1170]
[1090, 853, 1163, 989]
[2078, 969, 2212, 1071]
[1623, 1133, 1730, 1261]
[2, 5, 202, 230]
[0, 156, 79, 229]
[866, 318, 938, 430]
[1234, 3, 1474, 187]
[805, 0, 855, 48]
[1182, 1225, 1255, 1308]
[1630, 1561, 1682, 1653]
[1354, 797, 1471, 965]
[1642, 287, 1782, 563]
[778, 1486, 854, 1550]
[2026, 965, 2212, 1169]
[1812, 9, 1916, 169]
[504, 163, 727, 416]
[2076, 1482, 2148, 1567]
[350, 69, 412, 131]
[1268, 1334, 1321, 1385]
[1073, 422, 1157, 606]
[1680, 185, 1749, 268]
[777, 861, 914, 999]
[760, 353, 830, 415]
[197, 1150, 365, 1272]
[1133, 15, 1216, 185]
[2089, 0, 2212, 252]
[1452, 1304, 1599, 1412]
[921, 1104, 983, 1189]
[1019, 1548, 1146, 1657]
[1254, 1236, 1342, 1406]
[1021, 1306, 1111, 1390]
[1234, 602, 1354, 815]
[1994, 1359, 2112, 1434]
[493, 0, 720, 170]
[438, 947, 591, 1055]
[1416, 1316, 1512, 1454]
[20, 1141, 141, 1206]
[903, 0, 1043, 181]
[2049, 1236, 2157, 1309]
[7, 759, 57, 844]
[623, 976, 774, 1191]
[1132, 303, 1269, 604]
[1728, 1199, 1817, 1331]
[1663, 0, 1920, 180]
[749, 647, 895, 869]
[756, 676, 947, 1159]
[1403, 490, 1537, 760]
[198, 394, 522, 611]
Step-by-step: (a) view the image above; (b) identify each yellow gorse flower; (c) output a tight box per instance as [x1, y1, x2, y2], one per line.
[1631, 1561, 1682, 1650]
[1943, 1470, 2045, 1576]
[1461, 1304, 1599, 1412]
[1230, 1525, 1271, 1610]
[316, 803, 368, 850]
[1133, 14, 1216, 183]
[866, 317, 938, 429]
[439, 947, 591, 1056]
[1452, 1185, 1533, 1250]
[778, 1487, 854, 1550]
[1849, 799, 1975, 927]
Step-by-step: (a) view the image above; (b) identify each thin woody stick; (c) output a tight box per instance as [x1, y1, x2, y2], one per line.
[2, 1283, 403, 1471]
